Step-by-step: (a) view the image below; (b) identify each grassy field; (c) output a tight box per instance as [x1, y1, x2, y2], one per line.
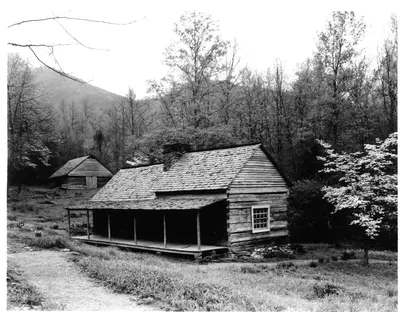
[7, 186, 398, 311]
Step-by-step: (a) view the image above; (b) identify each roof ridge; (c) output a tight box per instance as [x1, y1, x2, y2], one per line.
[121, 163, 163, 170]
[185, 142, 260, 154]
[49, 155, 90, 178]
[155, 143, 262, 192]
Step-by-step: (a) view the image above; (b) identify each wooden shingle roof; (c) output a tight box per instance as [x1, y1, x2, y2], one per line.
[91, 164, 164, 201]
[155, 144, 260, 192]
[70, 198, 225, 210]
[49, 156, 90, 178]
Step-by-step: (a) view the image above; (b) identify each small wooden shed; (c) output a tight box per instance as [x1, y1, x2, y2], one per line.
[50, 155, 113, 189]
[67, 144, 290, 257]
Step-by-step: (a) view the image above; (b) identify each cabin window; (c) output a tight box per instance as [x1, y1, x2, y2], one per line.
[251, 205, 270, 233]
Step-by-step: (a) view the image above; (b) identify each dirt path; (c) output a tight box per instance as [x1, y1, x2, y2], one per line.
[8, 250, 157, 311]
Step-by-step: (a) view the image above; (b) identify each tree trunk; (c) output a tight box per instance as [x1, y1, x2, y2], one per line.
[363, 247, 369, 265]
[363, 236, 369, 265]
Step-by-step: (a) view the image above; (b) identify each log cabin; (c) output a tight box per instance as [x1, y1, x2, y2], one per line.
[50, 155, 113, 190]
[67, 144, 290, 258]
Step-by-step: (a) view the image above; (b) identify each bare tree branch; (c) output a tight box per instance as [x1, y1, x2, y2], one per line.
[8, 16, 145, 28]
[9, 15, 145, 83]
[8, 43, 73, 48]
[54, 18, 109, 51]
[48, 46, 66, 75]
[28, 46, 84, 83]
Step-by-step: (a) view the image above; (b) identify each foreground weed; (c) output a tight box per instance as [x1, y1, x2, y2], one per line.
[7, 265, 44, 309]
[312, 282, 343, 298]
[309, 261, 318, 268]
[387, 288, 397, 297]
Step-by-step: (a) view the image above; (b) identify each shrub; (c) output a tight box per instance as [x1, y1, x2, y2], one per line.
[23, 236, 66, 249]
[34, 231, 43, 237]
[276, 262, 296, 269]
[331, 256, 338, 261]
[51, 224, 59, 230]
[251, 244, 295, 259]
[8, 215, 17, 221]
[290, 244, 306, 254]
[36, 226, 43, 231]
[309, 261, 318, 268]
[387, 289, 396, 297]
[12, 203, 35, 212]
[341, 250, 356, 260]
[240, 266, 262, 274]
[288, 179, 334, 243]
[312, 283, 342, 298]
[70, 212, 78, 218]
[318, 258, 324, 264]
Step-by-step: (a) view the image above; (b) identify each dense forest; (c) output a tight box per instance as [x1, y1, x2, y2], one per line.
[7, 11, 397, 247]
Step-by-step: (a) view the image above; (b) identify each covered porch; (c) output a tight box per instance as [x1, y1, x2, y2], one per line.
[71, 235, 228, 258]
[67, 198, 229, 258]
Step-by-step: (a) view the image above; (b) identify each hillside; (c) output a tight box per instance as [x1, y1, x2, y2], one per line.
[34, 67, 124, 110]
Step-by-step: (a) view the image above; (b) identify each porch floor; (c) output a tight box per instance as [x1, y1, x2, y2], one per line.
[72, 234, 229, 258]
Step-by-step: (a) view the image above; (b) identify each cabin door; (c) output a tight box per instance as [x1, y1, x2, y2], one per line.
[86, 176, 98, 189]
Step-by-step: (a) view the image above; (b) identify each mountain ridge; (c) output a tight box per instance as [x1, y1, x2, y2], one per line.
[34, 67, 124, 110]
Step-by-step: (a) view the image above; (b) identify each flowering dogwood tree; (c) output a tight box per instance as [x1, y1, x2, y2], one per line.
[318, 133, 397, 264]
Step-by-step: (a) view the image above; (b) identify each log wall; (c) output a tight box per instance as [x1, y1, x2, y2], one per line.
[227, 147, 289, 251]
[63, 177, 86, 189]
[98, 177, 111, 188]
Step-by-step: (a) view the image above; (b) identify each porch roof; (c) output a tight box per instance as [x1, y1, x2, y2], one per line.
[68, 198, 225, 211]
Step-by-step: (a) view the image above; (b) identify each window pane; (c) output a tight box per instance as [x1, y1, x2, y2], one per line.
[253, 207, 269, 231]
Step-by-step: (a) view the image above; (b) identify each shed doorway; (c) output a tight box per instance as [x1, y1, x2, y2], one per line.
[86, 176, 98, 189]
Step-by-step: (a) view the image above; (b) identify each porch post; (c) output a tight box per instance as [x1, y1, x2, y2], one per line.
[67, 209, 71, 237]
[133, 213, 137, 244]
[86, 209, 90, 239]
[163, 212, 167, 248]
[196, 211, 201, 251]
[108, 211, 111, 241]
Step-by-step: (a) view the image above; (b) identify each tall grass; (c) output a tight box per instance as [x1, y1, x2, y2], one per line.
[76, 255, 254, 311]
[7, 264, 44, 309]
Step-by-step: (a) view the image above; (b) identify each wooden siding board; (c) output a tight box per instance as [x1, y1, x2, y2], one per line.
[228, 187, 288, 194]
[229, 229, 289, 243]
[230, 148, 287, 189]
[229, 221, 288, 234]
[230, 212, 287, 224]
[227, 148, 288, 245]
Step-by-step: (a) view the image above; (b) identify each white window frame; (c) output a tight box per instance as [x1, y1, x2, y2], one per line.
[251, 205, 270, 233]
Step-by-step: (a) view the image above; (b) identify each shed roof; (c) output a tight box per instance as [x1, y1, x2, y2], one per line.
[91, 164, 164, 201]
[69, 198, 224, 210]
[49, 156, 90, 178]
[155, 144, 260, 192]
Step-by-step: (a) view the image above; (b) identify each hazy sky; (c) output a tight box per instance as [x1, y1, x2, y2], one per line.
[6, 0, 397, 99]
